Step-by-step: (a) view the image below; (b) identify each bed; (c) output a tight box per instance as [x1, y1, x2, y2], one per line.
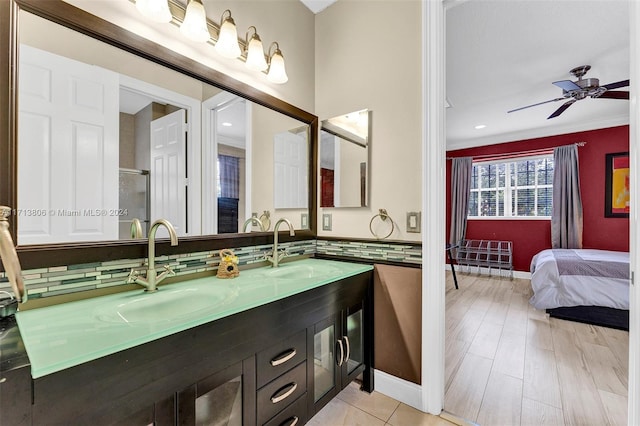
[529, 248, 630, 330]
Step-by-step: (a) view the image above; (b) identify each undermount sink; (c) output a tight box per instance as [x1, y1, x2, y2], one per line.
[95, 285, 238, 324]
[259, 262, 343, 280]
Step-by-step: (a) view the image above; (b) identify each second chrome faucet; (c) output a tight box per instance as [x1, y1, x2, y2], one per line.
[127, 219, 178, 292]
[265, 218, 295, 268]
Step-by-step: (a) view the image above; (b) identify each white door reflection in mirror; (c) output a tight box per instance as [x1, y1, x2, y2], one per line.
[18, 45, 119, 244]
[274, 129, 308, 209]
[320, 109, 370, 208]
[150, 109, 187, 238]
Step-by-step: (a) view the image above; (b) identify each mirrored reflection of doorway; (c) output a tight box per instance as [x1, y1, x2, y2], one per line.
[213, 97, 248, 234]
[119, 87, 188, 239]
[201, 92, 255, 235]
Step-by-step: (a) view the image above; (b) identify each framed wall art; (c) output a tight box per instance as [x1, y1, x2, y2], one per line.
[605, 152, 630, 218]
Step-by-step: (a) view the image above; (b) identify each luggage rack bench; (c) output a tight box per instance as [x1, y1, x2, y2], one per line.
[456, 239, 513, 279]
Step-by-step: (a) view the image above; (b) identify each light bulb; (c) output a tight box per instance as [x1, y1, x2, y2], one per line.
[215, 11, 241, 59]
[180, 0, 210, 43]
[245, 31, 268, 72]
[136, 0, 172, 23]
[267, 45, 288, 84]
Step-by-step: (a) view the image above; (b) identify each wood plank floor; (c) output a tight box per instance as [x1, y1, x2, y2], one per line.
[444, 272, 629, 426]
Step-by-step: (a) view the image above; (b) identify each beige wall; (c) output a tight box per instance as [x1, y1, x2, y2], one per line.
[62, 0, 315, 112]
[20, 11, 205, 101]
[315, 1, 422, 241]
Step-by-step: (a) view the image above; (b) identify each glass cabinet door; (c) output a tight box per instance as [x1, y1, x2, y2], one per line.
[195, 376, 242, 426]
[345, 308, 364, 375]
[313, 320, 336, 403]
[178, 361, 246, 426]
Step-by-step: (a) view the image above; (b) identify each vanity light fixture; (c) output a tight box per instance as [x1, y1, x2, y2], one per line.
[244, 26, 268, 72]
[267, 42, 288, 84]
[134, 0, 288, 84]
[215, 10, 242, 58]
[136, 0, 172, 23]
[180, 0, 210, 42]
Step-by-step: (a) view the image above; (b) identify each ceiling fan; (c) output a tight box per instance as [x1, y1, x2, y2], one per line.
[508, 65, 630, 119]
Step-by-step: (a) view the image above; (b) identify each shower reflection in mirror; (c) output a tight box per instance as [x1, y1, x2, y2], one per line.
[320, 109, 371, 208]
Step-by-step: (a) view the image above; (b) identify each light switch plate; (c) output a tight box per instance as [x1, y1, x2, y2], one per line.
[406, 212, 421, 233]
[301, 213, 309, 229]
[322, 213, 332, 231]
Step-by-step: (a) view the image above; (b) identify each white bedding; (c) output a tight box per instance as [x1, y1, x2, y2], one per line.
[529, 249, 630, 310]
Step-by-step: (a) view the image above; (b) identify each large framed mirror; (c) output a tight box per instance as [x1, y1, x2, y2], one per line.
[0, 0, 317, 268]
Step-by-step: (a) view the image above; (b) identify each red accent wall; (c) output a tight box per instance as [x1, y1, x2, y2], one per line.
[446, 125, 629, 272]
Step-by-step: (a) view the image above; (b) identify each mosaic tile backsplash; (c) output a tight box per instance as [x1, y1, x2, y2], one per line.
[0, 240, 316, 300]
[316, 240, 422, 264]
[0, 239, 422, 300]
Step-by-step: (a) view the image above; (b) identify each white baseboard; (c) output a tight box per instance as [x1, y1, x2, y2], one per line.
[374, 369, 424, 411]
[445, 263, 531, 280]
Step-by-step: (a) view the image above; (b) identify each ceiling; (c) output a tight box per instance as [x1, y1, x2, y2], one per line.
[300, 0, 337, 14]
[446, 0, 630, 150]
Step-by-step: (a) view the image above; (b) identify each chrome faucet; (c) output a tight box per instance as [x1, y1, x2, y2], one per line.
[265, 218, 295, 268]
[242, 217, 265, 233]
[0, 207, 26, 302]
[130, 218, 143, 239]
[127, 219, 178, 292]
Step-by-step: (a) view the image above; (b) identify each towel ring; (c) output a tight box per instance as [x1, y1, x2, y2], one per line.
[259, 210, 271, 231]
[369, 209, 395, 240]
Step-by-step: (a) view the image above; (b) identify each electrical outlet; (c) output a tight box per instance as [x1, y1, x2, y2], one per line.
[322, 213, 332, 231]
[301, 213, 309, 229]
[406, 212, 421, 233]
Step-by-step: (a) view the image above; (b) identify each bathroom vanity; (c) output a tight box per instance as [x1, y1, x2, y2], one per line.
[1, 259, 373, 425]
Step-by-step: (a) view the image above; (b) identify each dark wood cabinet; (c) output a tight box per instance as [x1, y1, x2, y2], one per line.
[0, 365, 32, 426]
[309, 300, 368, 416]
[18, 268, 372, 425]
[217, 197, 239, 233]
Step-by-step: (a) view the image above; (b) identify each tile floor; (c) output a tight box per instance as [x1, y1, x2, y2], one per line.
[307, 382, 456, 426]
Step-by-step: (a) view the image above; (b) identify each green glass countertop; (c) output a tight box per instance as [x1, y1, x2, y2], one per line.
[15, 258, 372, 378]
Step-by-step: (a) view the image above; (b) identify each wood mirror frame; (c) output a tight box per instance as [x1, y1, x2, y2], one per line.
[0, 0, 318, 269]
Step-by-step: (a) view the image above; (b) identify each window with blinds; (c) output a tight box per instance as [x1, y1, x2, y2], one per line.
[468, 154, 554, 219]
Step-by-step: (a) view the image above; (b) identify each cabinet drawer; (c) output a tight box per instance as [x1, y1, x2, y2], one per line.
[263, 393, 307, 426]
[257, 361, 307, 424]
[257, 330, 307, 388]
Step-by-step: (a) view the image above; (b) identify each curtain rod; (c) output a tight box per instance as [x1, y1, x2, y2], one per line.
[446, 141, 586, 161]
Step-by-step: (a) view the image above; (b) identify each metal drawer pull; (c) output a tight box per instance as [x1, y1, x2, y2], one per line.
[270, 382, 298, 404]
[337, 339, 345, 366]
[343, 336, 351, 363]
[270, 348, 297, 366]
[281, 416, 299, 426]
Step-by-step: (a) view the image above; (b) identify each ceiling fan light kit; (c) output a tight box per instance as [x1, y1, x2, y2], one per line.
[508, 65, 630, 119]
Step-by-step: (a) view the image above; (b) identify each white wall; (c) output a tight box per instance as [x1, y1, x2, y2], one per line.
[315, 0, 422, 241]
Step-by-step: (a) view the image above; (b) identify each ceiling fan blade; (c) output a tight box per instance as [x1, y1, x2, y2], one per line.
[602, 79, 629, 90]
[553, 80, 581, 91]
[548, 99, 576, 119]
[507, 97, 566, 114]
[598, 90, 629, 100]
